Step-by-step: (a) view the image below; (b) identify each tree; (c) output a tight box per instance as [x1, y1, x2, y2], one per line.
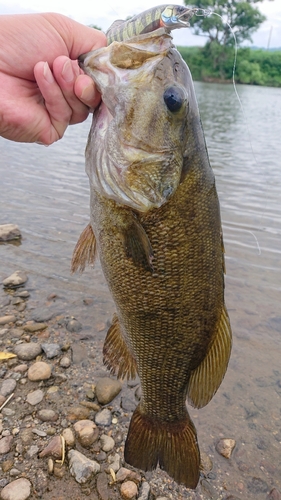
[186, 0, 267, 47]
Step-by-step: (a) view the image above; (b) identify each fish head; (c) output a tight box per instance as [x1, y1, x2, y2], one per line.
[80, 29, 195, 212]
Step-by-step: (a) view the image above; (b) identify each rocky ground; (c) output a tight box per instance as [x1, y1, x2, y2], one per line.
[0, 269, 280, 500]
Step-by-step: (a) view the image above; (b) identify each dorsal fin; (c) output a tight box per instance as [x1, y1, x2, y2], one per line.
[71, 223, 96, 273]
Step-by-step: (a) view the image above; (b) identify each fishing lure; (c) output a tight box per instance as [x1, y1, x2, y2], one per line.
[106, 4, 197, 44]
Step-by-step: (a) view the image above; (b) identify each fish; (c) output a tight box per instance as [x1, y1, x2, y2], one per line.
[73, 27, 232, 489]
[106, 4, 197, 44]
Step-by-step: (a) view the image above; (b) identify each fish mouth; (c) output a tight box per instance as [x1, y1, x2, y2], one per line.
[78, 53, 86, 70]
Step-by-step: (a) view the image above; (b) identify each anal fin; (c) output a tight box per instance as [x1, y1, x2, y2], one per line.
[71, 223, 96, 273]
[124, 405, 200, 489]
[187, 304, 232, 409]
[103, 314, 138, 380]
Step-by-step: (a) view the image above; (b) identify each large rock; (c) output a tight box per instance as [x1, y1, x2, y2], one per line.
[28, 361, 51, 381]
[26, 389, 44, 406]
[73, 420, 99, 448]
[0, 379, 17, 397]
[0, 478, 31, 500]
[14, 343, 42, 361]
[0, 224, 21, 242]
[0, 316, 16, 326]
[95, 377, 122, 405]
[68, 449, 100, 483]
[215, 438, 236, 459]
[3, 271, 27, 288]
[0, 436, 13, 455]
[120, 481, 138, 500]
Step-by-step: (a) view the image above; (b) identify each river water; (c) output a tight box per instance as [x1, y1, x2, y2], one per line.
[0, 82, 281, 499]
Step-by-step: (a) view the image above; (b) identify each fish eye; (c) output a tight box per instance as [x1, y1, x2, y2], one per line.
[163, 86, 185, 112]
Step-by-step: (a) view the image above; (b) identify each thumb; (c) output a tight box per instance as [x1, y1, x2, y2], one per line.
[74, 74, 101, 108]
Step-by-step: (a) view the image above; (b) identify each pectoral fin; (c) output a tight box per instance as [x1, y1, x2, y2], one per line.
[103, 314, 138, 380]
[122, 216, 154, 272]
[71, 224, 96, 273]
[187, 305, 232, 409]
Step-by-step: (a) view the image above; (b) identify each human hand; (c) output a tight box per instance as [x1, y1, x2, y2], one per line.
[0, 13, 106, 144]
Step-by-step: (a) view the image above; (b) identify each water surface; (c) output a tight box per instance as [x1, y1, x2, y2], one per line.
[0, 82, 280, 499]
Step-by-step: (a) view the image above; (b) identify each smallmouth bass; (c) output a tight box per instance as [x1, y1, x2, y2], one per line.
[73, 28, 232, 488]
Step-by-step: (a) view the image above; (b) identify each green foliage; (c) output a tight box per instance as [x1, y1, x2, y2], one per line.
[178, 46, 281, 87]
[186, 0, 266, 46]
[88, 24, 102, 30]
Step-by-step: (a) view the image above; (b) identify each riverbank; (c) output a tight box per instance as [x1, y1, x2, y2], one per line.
[178, 46, 281, 87]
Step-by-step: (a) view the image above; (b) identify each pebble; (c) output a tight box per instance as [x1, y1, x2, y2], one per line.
[68, 449, 100, 483]
[14, 290, 29, 298]
[67, 406, 90, 422]
[107, 452, 121, 472]
[2, 460, 13, 473]
[215, 438, 236, 458]
[26, 389, 44, 406]
[0, 436, 13, 454]
[32, 429, 47, 437]
[100, 434, 115, 452]
[37, 409, 58, 422]
[73, 419, 99, 447]
[9, 470, 20, 478]
[23, 323, 47, 333]
[95, 408, 112, 426]
[247, 476, 269, 494]
[2, 271, 27, 288]
[20, 429, 33, 445]
[200, 452, 213, 473]
[61, 428, 75, 447]
[137, 482, 150, 500]
[13, 364, 28, 373]
[95, 377, 122, 405]
[0, 316, 16, 326]
[48, 458, 54, 474]
[41, 343, 61, 359]
[31, 307, 56, 322]
[116, 468, 141, 484]
[0, 478, 31, 500]
[28, 361, 52, 381]
[96, 472, 109, 500]
[0, 224, 21, 242]
[155, 497, 169, 500]
[27, 445, 39, 458]
[121, 396, 137, 412]
[267, 488, 281, 500]
[0, 379, 17, 397]
[60, 356, 71, 368]
[14, 343, 42, 361]
[65, 317, 82, 333]
[120, 481, 138, 500]
[39, 435, 62, 459]
[0, 328, 9, 336]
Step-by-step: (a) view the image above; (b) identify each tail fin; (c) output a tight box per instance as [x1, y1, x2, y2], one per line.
[124, 405, 200, 489]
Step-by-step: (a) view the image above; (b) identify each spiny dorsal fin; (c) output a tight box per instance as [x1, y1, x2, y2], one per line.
[71, 223, 96, 273]
[187, 305, 232, 409]
[103, 314, 138, 380]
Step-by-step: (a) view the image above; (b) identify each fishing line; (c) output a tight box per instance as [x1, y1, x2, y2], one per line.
[194, 8, 262, 256]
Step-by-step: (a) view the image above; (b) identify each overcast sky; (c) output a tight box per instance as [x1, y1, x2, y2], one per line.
[0, 0, 280, 48]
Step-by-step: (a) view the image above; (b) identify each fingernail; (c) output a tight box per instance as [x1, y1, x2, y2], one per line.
[43, 62, 54, 84]
[62, 60, 74, 83]
[80, 84, 95, 102]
